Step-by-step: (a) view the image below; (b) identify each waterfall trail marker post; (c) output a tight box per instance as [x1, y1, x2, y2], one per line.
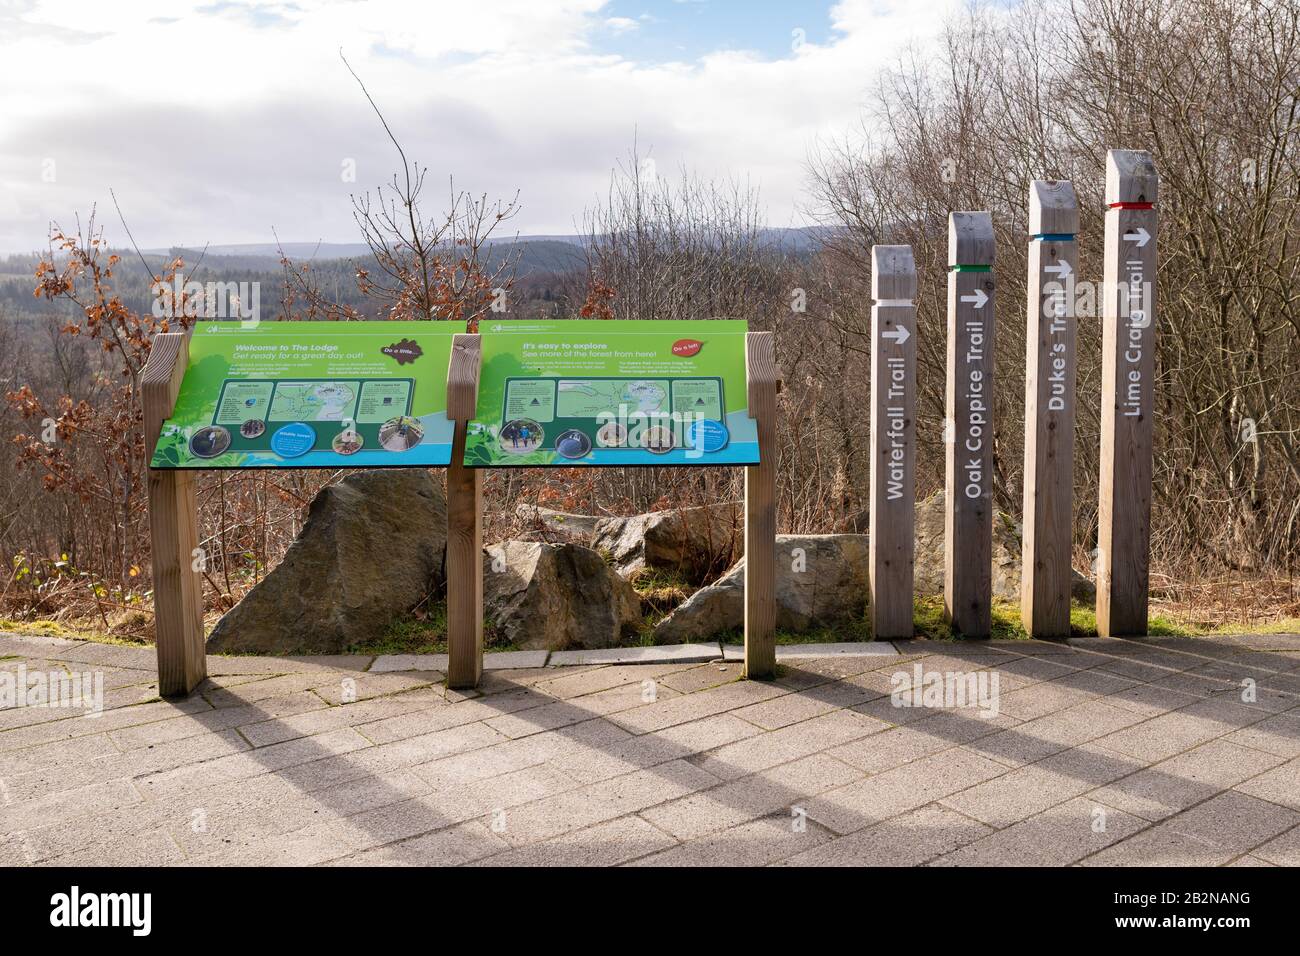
[461, 320, 780, 681]
[945, 212, 997, 638]
[1021, 181, 1080, 637]
[869, 245, 917, 639]
[1098, 149, 1159, 636]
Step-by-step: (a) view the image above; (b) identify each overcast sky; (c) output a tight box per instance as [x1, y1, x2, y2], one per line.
[0, 0, 964, 254]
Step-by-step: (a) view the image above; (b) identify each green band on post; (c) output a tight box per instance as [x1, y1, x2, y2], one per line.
[949, 264, 992, 272]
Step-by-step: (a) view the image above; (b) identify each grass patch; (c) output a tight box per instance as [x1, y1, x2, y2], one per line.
[1210, 616, 1300, 635]
[344, 600, 526, 656]
[0, 617, 151, 647]
[629, 566, 695, 624]
[911, 596, 1027, 641]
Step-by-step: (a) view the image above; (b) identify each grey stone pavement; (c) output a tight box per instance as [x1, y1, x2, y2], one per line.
[2, 629, 1300, 866]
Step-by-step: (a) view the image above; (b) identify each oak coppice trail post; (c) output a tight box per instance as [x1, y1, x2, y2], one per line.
[142, 331, 207, 696]
[446, 334, 484, 689]
[945, 212, 996, 638]
[1098, 150, 1159, 636]
[869, 245, 917, 639]
[1021, 181, 1079, 638]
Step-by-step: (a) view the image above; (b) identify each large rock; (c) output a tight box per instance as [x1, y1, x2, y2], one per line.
[484, 541, 642, 650]
[207, 470, 447, 654]
[653, 494, 1096, 641]
[592, 502, 742, 582]
[654, 534, 870, 643]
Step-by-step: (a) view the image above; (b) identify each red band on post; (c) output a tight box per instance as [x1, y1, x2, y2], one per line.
[1108, 202, 1154, 209]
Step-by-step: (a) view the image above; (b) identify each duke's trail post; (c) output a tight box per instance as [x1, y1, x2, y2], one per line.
[869, 245, 917, 639]
[1098, 150, 1158, 636]
[945, 212, 996, 637]
[1021, 181, 1079, 637]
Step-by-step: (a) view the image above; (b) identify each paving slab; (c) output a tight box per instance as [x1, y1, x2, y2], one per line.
[549, 644, 722, 666]
[485, 650, 550, 670]
[721, 642, 898, 662]
[370, 654, 450, 673]
[3, 631, 1297, 866]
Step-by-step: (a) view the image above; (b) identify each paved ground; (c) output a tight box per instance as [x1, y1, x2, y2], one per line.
[2, 630, 1299, 866]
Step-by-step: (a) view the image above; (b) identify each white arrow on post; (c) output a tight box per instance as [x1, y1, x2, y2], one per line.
[881, 325, 910, 345]
[1044, 260, 1072, 278]
[1123, 226, 1150, 247]
[960, 288, 988, 309]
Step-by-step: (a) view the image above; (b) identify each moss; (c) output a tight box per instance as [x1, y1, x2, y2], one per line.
[0, 618, 150, 647]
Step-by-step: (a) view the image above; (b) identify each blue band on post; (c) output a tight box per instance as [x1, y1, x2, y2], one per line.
[1032, 233, 1076, 241]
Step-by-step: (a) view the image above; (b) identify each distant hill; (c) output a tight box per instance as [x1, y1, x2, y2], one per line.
[146, 226, 825, 271]
[152, 238, 587, 277]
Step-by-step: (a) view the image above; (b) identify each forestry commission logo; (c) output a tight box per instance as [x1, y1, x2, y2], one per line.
[50, 886, 151, 936]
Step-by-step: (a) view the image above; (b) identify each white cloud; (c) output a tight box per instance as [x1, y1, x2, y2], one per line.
[0, 0, 960, 252]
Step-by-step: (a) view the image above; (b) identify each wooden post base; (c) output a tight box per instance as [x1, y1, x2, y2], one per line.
[143, 332, 206, 697]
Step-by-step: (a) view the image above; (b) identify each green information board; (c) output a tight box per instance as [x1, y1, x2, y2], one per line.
[465, 319, 758, 467]
[150, 321, 459, 469]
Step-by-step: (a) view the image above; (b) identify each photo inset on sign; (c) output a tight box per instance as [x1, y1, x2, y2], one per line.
[555, 428, 592, 460]
[379, 416, 423, 452]
[332, 430, 364, 455]
[499, 419, 544, 455]
[641, 424, 675, 454]
[239, 419, 266, 439]
[189, 425, 231, 459]
[596, 421, 627, 447]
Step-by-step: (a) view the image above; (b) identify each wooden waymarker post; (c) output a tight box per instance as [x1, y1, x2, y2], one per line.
[142, 331, 207, 696]
[1098, 149, 1158, 636]
[1021, 181, 1079, 637]
[446, 334, 484, 688]
[869, 245, 917, 639]
[945, 212, 996, 637]
[744, 331, 779, 678]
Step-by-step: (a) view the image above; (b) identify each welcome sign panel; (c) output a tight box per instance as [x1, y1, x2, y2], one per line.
[150, 321, 458, 469]
[466, 319, 759, 467]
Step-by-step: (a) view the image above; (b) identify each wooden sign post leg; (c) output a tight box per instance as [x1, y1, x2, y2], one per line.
[1021, 182, 1080, 638]
[1098, 150, 1159, 636]
[869, 246, 917, 639]
[446, 334, 484, 689]
[142, 332, 206, 696]
[944, 212, 997, 638]
[744, 331, 778, 678]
